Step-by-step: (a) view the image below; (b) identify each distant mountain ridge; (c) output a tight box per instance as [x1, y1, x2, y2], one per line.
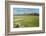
[13, 13, 39, 16]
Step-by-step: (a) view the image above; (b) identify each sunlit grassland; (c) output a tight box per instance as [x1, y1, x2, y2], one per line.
[13, 15, 39, 28]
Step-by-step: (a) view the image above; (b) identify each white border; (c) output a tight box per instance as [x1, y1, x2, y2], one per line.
[10, 5, 42, 32]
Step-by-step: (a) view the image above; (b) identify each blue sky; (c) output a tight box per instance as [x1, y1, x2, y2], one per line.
[13, 8, 39, 15]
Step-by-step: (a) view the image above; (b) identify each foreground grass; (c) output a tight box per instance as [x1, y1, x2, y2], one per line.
[13, 15, 39, 28]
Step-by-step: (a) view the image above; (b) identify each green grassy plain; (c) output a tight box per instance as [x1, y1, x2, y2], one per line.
[13, 15, 39, 28]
